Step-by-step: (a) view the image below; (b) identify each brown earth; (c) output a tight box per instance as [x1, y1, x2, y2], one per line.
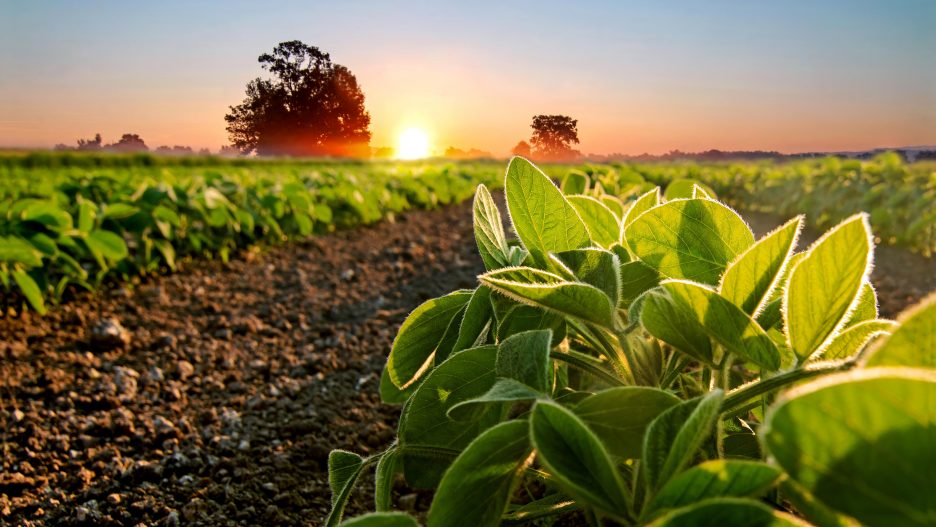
[1, 202, 934, 527]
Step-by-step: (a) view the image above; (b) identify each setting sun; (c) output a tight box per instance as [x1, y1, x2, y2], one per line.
[396, 128, 431, 159]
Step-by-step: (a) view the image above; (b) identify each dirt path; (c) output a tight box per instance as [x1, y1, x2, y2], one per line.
[2, 200, 484, 526]
[2, 203, 933, 527]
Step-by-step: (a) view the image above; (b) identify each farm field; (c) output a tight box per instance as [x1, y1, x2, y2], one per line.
[2, 154, 935, 526]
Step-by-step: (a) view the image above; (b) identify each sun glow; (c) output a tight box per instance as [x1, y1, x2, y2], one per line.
[396, 128, 431, 159]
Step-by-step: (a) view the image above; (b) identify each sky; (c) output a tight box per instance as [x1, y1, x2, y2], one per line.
[1, 0, 934, 155]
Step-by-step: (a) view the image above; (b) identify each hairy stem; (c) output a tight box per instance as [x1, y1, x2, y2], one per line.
[550, 351, 626, 387]
[720, 358, 856, 415]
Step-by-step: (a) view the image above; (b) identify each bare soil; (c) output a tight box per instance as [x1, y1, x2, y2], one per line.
[2, 203, 933, 526]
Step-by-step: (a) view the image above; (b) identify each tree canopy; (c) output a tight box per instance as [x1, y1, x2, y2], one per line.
[530, 114, 580, 161]
[225, 40, 371, 157]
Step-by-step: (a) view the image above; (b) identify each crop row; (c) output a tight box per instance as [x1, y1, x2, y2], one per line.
[0, 154, 502, 314]
[570, 152, 936, 256]
[330, 157, 935, 527]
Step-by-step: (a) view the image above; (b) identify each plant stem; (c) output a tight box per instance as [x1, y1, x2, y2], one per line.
[550, 351, 626, 387]
[719, 358, 856, 415]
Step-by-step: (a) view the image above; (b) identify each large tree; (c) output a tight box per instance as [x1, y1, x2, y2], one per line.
[225, 41, 371, 157]
[529, 114, 580, 161]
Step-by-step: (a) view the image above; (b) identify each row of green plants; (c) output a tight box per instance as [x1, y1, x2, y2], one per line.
[329, 157, 935, 526]
[0, 155, 503, 314]
[568, 153, 936, 256]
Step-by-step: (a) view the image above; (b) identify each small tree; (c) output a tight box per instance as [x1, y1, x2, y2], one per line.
[530, 115, 579, 161]
[107, 134, 148, 153]
[77, 133, 103, 151]
[511, 140, 531, 157]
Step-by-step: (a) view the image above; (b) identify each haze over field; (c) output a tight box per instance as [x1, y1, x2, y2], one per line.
[1, 0, 934, 155]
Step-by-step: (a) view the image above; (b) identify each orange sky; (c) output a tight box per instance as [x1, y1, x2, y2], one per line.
[1, 2, 934, 155]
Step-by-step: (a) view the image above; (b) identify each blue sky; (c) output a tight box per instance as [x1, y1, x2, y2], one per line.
[1, 0, 933, 153]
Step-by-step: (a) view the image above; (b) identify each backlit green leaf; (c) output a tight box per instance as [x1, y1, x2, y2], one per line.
[573, 386, 680, 459]
[784, 214, 872, 362]
[505, 157, 590, 267]
[763, 368, 936, 527]
[480, 267, 616, 329]
[647, 498, 808, 527]
[568, 195, 620, 248]
[719, 216, 801, 316]
[865, 292, 936, 368]
[625, 199, 753, 285]
[473, 184, 510, 270]
[653, 280, 780, 370]
[645, 460, 781, 517]
[324, 450, 365, 527]
[386, 290, 473, 389]
[550, 248, 621, 305]
[642, 390, 724, 494]
[398, 345, 500, 488]
[530, 401, 631, 516]
[428, 420, 533, 527]
[823, 319, 896, 361]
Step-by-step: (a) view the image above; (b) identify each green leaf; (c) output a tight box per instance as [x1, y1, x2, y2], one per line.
[495, 304, 565, 343]
[822, 319, 897, 360]
[647, 498, 809, 527]
[340, 512, 419, 527]
[379, 366, 419, 404]
[561, 170, 589, 195]
[480, 267, 616, 329]
[550, 248, 621, 306]
[845, 282, 878, 327]
[324, 450, 365, 527]
[567, 195, 620, 248]
[642, 390, 724, 494]
[398, 345, 500, 488]
[473, 184, 510, 270]
[645, 460, 781, 517]
[719, 216, 801, 316]
[763, 368, 936, 527]
[638, 288, 713, 365]
[12, 269, 46, 314]
[573, 386, 680, 459]
[621, 187, 660, 231]
[496, 329, 552, 392]
[620, 260, 661, 308]
[0, 236, 43, 267]
[625, 198, 753, 285]
[374, 448, 398, 512]
[865, 292, 936, 368]
[691, 184, 715, 199]
[601, 195, 626, 219]
[428, 420, 533, 527]
[663, 179, 713, 201]
[654, 280, 780, 370]
[447, 378, 543, 421]
[386, 290, 473, 389]
[530, 401, 631, 516]
[505, 157, 590, 267]
[22, 201, 72, 231]
[102, 203, 140, 219]
[77, 201, 97, 233]
[451, 286, 493, 355]
[85, 230, 129, 262]
[784, 214, 872, 362]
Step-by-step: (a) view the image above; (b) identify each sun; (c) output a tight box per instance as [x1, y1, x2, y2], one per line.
[396, 128, 431, 160]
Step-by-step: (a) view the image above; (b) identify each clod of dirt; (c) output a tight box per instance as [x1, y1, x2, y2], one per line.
[89, 317, 132, 350]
